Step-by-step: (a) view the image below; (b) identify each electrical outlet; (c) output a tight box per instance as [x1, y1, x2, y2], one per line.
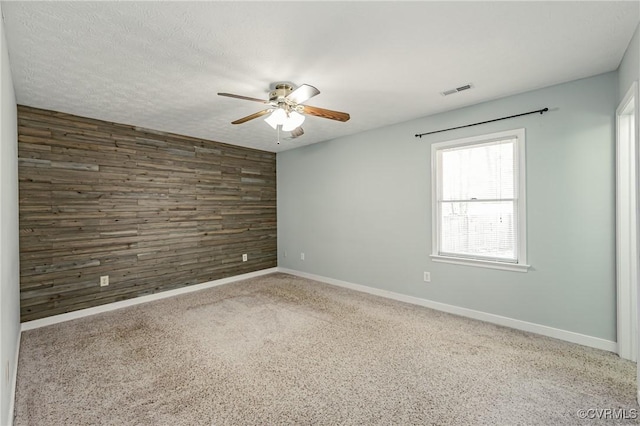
[284, 251, 287, 258]
[242, 254, 248, 262]
[100, 275, 109, 287]
[423, 272, 431, 282]
[300, 252, 305, 261]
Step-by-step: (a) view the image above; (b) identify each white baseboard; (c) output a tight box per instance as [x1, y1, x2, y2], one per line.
[278, 268, 617, 353]
[21, 268, 278, 331]
[7, 330, 20, 426]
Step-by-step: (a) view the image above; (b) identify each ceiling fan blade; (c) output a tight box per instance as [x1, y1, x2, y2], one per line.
[286, 84, 320, 104]
[290, 127, 304, 138]
[218, 93, 269, 104]
[231, 109, 272, 125]
[302, 105, 350, 122]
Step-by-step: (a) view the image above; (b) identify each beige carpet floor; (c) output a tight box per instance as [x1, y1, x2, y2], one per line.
[14, 273, 639, 425]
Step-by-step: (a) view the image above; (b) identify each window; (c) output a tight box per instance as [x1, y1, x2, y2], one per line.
[431, 128, 528, 272]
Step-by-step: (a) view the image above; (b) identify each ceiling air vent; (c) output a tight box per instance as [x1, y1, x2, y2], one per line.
[441, 83, 473, 96]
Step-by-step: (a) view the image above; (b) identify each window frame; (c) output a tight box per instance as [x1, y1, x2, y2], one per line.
[430, 128, 529, 272]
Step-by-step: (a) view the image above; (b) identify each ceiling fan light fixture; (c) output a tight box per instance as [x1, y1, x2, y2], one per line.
[264, 108, 287, 129]
[282, 111, 305, 132]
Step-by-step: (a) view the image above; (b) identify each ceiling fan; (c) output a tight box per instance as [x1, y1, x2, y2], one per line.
[218, 83, 350, 142]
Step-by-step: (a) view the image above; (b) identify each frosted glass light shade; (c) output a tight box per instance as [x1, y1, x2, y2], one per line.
[265, 108, 306, 132]
[282, 111, 305, 131]
[264, 108, 287, 129]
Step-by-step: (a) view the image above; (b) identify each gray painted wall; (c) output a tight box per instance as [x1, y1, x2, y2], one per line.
[0, 4, 20, 424]
[278, 72, 618, 341]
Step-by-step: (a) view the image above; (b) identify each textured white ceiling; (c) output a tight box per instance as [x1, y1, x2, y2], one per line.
[2, 1, 638, 153]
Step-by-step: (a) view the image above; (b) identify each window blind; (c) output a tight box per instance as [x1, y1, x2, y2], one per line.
[438, 138, 518, 262]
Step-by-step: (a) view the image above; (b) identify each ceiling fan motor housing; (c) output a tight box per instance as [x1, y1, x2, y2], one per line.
[269, 83, 294, 102]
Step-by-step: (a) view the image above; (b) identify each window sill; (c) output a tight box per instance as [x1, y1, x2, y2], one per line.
[430, 254, 530, 272]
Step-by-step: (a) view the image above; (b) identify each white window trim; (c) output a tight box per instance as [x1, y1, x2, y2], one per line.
[430, 128, 529, 272]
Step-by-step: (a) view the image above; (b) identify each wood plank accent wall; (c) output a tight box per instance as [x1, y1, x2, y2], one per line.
[17, 106, 277, 321]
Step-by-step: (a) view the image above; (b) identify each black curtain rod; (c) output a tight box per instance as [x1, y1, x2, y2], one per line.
[415, 107, 549, 138]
